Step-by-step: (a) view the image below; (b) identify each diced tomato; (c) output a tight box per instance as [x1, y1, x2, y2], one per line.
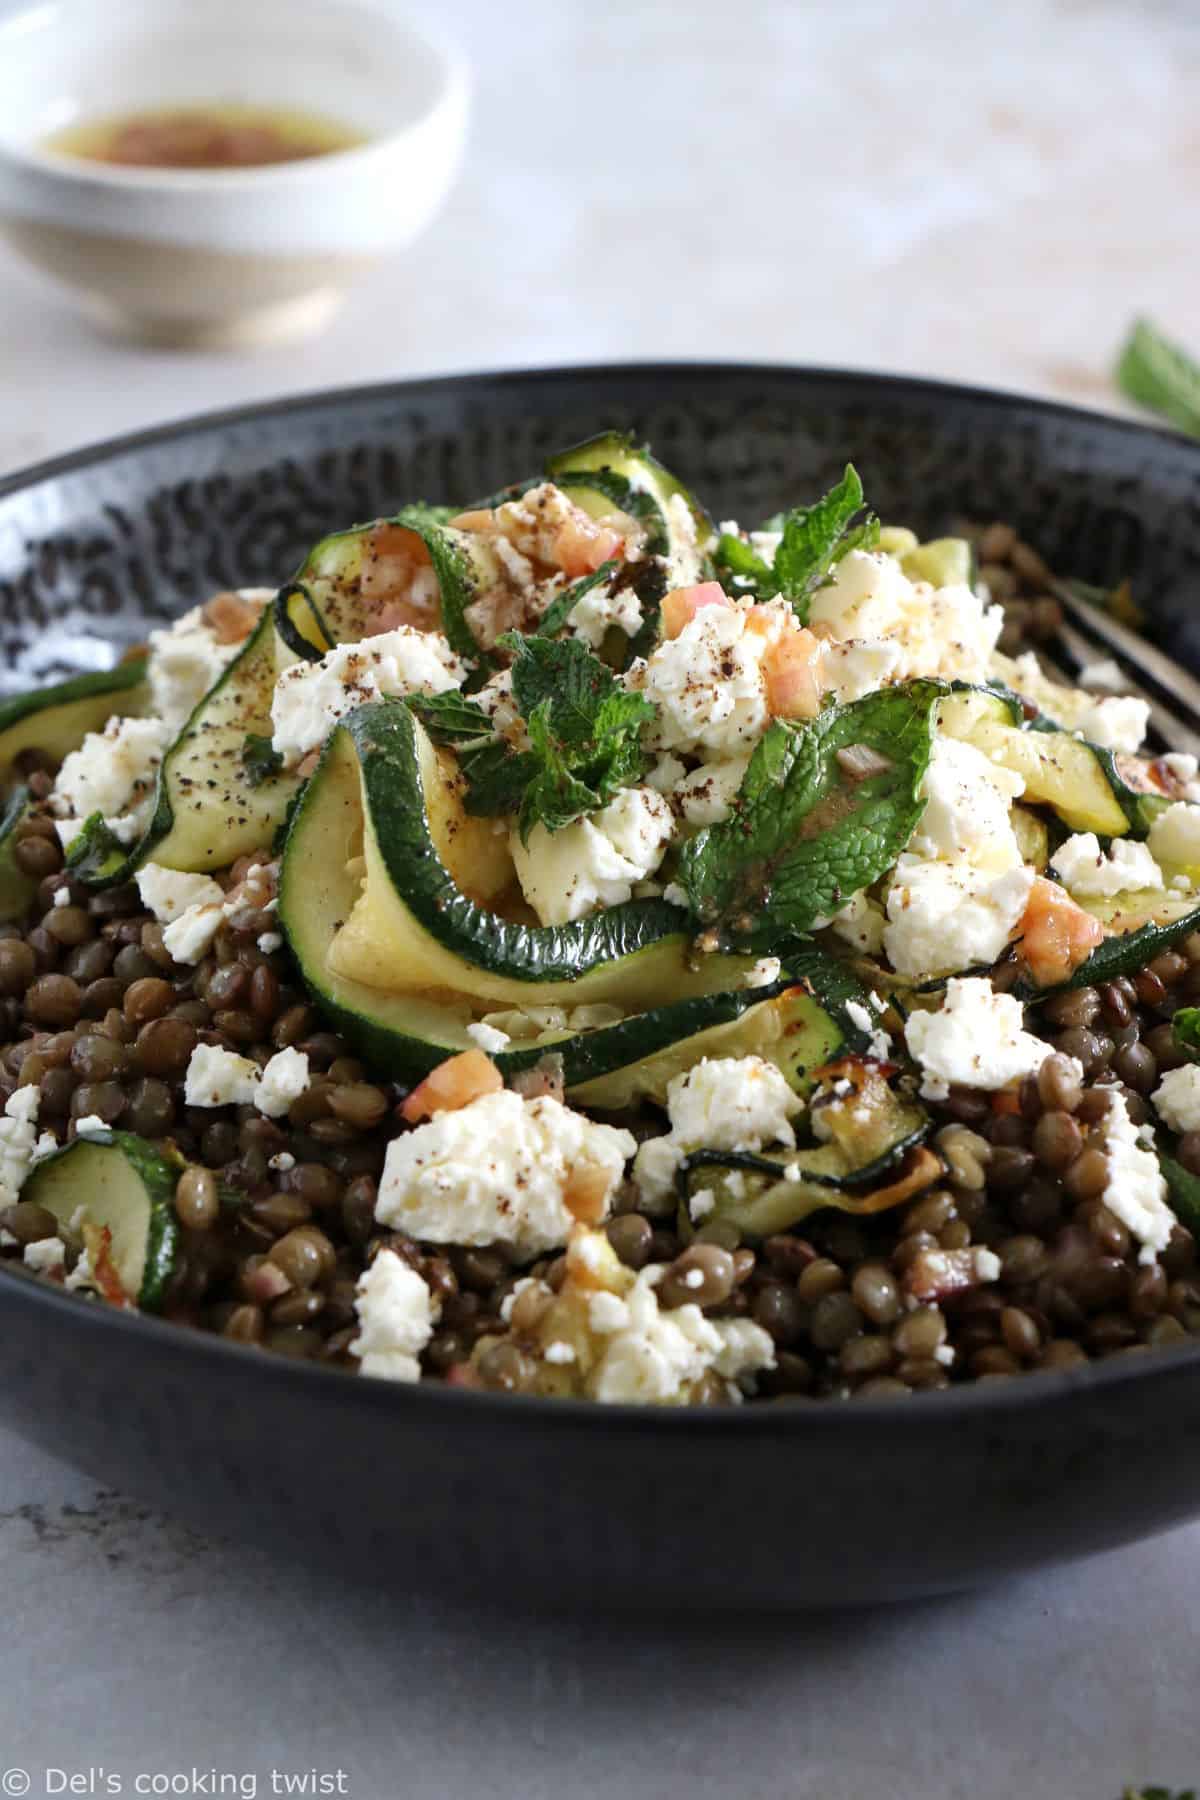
[1018, 875, 1106, 987]
[660, 582, 728, 639]
[563, 1161, 612, 1226]
[991, 1089, 1023, 1117]
[763, 626, 824, 720]
[359, 523, 437, 630]
[202, 590, 263, 644]
[553, 516, 624, 579]
[401, 1049, 503, 1124]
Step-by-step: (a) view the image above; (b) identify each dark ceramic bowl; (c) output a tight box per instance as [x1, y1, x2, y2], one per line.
[3, 364, 1200, 1610]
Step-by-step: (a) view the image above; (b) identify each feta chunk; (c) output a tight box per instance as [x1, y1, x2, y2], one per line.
[23, 1237, 66, 1274]
[633, 1056, 803, 1209]
[73, 1114, 110, 1137]
[1147, 801, 1200, 869]
[883, 855, 1033, 980]
[1098, 1090, 1175, 1263]
[183, 1044, 261, 1109]
[0, 1084, 40, 1205]
[636, 595, 790, 755]
[162, 901, 225, 965]
[270, 628, 467, 765]
[810, 550, 1002, 695]
[1051, 833, 1163, 898]
[998, 652, 1150, 752]
[673, 755, 751, 827]
[135, 863, 225, 924]
[376, 1090, 636, 1260]
[466, 1020, 511, 1054]
[145, 592, 268, 734]
[909, 736, 1024, 870]
[568, 582, 644, 650]
[1079, 695, 1151, 754]
[1152, 1064, 1200, 1135]
[510, 786, 673, 925]
[844, 997, 891, 1061]
[50, 714, 169, 839]
[351, 1251, 440, 1382]
[590, 1265, 776, 1404]
[829, 888, 886, 956]
[255, 1048, 310, 1119]
[904, 977, 1053, 1094]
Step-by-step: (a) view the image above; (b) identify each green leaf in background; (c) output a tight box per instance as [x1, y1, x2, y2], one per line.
[675, 679, 942, 944]
[775, 464, 879, 622]
[1116, 317, 1200, 439]
[1171, 1006, 1200, 1061]
[1122, 1787, 1198, 1800]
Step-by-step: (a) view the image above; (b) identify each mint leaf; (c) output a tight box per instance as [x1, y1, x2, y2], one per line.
[535, 559, 620, 638]
[473, 633, 658, 841]
[406, 691, 494, 749]
[1173, 1007, 1200, 1060]
[1116, 317, 1200, 439]
[675, 681, 942, 943]
[242, 732, 283, 788]
[774, 464, 878, 623]
[63, 812, 130, 884]
[714, 533, 777, 599]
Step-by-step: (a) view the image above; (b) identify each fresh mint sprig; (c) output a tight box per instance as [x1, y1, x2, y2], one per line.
[715, 464, 878, 619]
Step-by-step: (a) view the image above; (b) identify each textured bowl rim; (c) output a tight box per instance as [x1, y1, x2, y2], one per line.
[3, 356, 1200, 1431]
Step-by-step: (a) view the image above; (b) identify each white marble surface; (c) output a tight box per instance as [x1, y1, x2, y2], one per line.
[1, 0, 1199, 1792]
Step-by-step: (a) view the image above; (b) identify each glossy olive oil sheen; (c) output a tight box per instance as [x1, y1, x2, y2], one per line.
[44, 104, 367, 170]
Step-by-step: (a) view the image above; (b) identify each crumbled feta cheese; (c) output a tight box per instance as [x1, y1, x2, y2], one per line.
[635, 595, 791, 754]
[829, 888, 887, 956]
[255, 1048, 310, 1119]
[973, 1248, 1002, 1282]
[909, 736, 1024, 870]
[466, 1020, 511, 1054]
[145, 593, 267, 734]
[376, 1090, 636, 1260]
[1152, 1064, 1200, 1135]
[270, 628, 466, 765]
[23, 1236, 66, 1274]
[162, 901, 225, 965]
[256, 932, 283, 954]
[568, 583, 644, 650]
[1097, 1090, 1175, 1264]
[1051, 832, 1163, 897]
[744, 957, 781, 989]
[588, 1289, 632, 1333]
[30, 1131, 58, 1164]
[183, 1044, 261, 1109]
[673, 755, 751, 826]
[645, 752, 687, 794]
[1147, 802, 1200, 869]
[351, 1251, 440, 1383]
[688, 1187, 716, 1222]
[1161, 753, 1199, 784]
[633, 1056, 802, 1208]
[0, 1085, 40, 1205]
[845, 998, 891, 1061]
[1078, 658, 1126, 692]
[73, 1114, 109, 1137]
[544, 1339, 577, 1364]
[50, 714, 169, 841]
[884, 855, 1033, 980]
[269, 1151, 296, 1173]
[64, 1247, 95, 1292]
[904, 977, 1053, 1094]
[50, 887, 70, 909]
[810, 550, 1002, 695]
[136, 862, 225, 924]
[999, 652, 1150, 753]
[510, 786, 673, 925]
[589, 1263, 776, 1404]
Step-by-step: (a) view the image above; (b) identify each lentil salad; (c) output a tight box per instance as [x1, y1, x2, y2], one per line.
[3, 435, 1200, 1409]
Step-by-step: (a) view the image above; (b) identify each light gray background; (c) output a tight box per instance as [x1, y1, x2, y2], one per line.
[1, 1, 1198, 1794]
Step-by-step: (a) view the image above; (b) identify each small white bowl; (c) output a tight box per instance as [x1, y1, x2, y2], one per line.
[0, 0, 469, 348]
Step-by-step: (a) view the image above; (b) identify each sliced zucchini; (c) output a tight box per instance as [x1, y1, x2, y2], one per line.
[1050, 898, 1200, 991]
[21, 1128, 182, 1311]
[0, 659, 148, 790]
[278, 700, 797, 1079]
[546, 431, 714, 595]
[277, 504, 493, 667]
[0, 788, 37, 923]
[66, 592, 321, 885]
[569, 951, 875, 1110]
[940, 690, 1132, 837]
[676, 1066, 935, 1239]
[900, 537, 974, 589]
[1011, 804, 1049, 871]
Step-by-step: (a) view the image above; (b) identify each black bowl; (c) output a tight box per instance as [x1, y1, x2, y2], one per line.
[3, 363, 1200, 1611]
